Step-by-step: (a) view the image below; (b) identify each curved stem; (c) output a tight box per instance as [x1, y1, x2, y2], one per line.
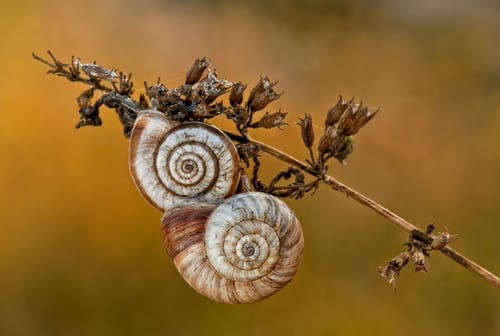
[226, 132, 500, 288]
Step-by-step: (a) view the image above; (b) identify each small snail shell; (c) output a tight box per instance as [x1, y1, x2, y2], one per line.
[129, 111, 241, 211]
[161, 192, 304, 304]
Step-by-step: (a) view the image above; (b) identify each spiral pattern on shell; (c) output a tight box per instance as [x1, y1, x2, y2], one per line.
[129, 111, 241, 211]
[161, 192, 304, 304]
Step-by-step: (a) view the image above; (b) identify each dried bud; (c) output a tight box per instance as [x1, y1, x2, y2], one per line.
[185, 57, 209, 84]
[247, 76, 283, 111]
[349, 106, 379, 135]
[297, 113, 315, 148]
[247, 76, 267, 103]
[256, 110, 288, 129]
[426, 224, 436, 235]
[325, 95, 347, 127]
[318, 126, 337, 154]
[412, 250, 430, 273]
[333, 135, 355, 164]
[333, 97, 379, 136]
[390, 251, 411, 271]
[378, 251, 411, 290]
[77, 105, 101, 129]
[229, 81, 247, 107]
[77, 88, 94, 108]
[336, 100, 357, 134]
[377, 266, 398, 290]
[192, 102, 223, 119]
[138, 94, 149, 109]
[237, 143, 260, 167]
[431, 227, 459, 250]
[225, 105, 250, 126]
[145, 80, 167, 100]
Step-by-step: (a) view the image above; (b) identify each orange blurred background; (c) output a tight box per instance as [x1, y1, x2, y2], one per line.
[1, 0, 499, 335]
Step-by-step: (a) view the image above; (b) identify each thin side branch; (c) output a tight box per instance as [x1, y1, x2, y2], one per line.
[238, 134, 500, 288]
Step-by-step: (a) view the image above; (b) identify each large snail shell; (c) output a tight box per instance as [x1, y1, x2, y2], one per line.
[161, 192, 304, 304]
[129, 111, 241, 211]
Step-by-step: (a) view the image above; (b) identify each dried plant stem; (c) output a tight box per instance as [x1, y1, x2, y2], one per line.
[236, 134, 500, 288]
[33, 51, 499, 288]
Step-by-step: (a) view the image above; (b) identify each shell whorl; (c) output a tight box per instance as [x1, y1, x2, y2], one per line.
[129, 111, 241, 211]
[161, 192, 304, 304]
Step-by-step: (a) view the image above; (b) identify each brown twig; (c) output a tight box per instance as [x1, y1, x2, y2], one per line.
[231, 133, 500, 288]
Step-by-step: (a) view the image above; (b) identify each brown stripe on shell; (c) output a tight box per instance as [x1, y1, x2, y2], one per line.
[161, 193, 304, 304]
[161, 204, 215, 259]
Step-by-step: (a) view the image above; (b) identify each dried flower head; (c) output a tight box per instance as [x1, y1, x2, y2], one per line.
[255, 110, 288, 129]
[247, 76, 283, 112]
[348, 105, 379, 136]
[196, 69, 233, 104]
[77, 88, 95, 108]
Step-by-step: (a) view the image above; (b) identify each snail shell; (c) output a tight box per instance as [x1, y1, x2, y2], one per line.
[129, 111, 241, 211]
[161, 192, 304, 304]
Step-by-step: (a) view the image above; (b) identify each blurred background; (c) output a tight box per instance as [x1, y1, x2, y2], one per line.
[1, 0, 499, 335]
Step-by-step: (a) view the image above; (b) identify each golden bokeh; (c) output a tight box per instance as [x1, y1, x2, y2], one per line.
[1, 0, 499, 335]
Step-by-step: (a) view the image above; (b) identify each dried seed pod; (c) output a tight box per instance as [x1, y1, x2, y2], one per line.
[318, 126, 337, 154]
[412, 250, 430, 273]
[431, 227, 459, 250]
[162, 192, 304, 304]
[247, 76, 282, 112]
[129, 111, 241, 211]
[185, 57, 209, 85]
[229, 81, 246, 107]
[255, 110, 288, 129]
[325, 95, 347, 127]
[333, 135, 355, 163]
[297, 113, 314, 148]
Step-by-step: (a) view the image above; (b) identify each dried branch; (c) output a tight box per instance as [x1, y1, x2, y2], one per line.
[33, 51, 500, 289]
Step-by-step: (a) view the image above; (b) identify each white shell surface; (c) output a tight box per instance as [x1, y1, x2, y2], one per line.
[201, 192, 303, 302]
[129, 112, 241, 211]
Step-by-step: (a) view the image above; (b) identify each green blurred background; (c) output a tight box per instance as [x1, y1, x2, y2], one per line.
[1, 0, 499, 335]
